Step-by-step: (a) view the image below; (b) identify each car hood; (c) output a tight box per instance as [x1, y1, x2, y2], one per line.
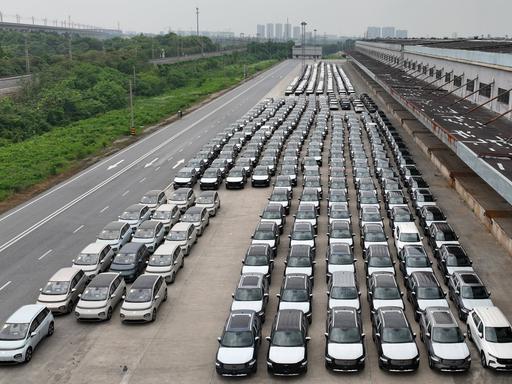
[226, 177, 243, 182]
[329, 238, 353, 246]
[0, 340, 26, 350]
[368, 267, 394, 276]
[132, 237, 154, 244]
[328, 264, 355, 274]
[121, 301, 151, 311]
[285, 267, 312, 276]
[230, 300, 262, 312]
[77, 299, 108, 309]
[37, 293, 69, 303]
[269, 346, 305, 364]
[373, 299, 404, 310]
[252, 175, 269, 180]
[165, 239, 186, 246]
[329, 298, 360, 310]
[174, 177, 191, 182]
[146, 265, 172, 273]
[382, 342, 418, 359]
[73, 264, 98, 272]
[417, 299, 449, 311]
[461, 298, 493, 309]
[110, 263, 137, 272]
[201, 177, 218, 183]
[290, 240, 314, 248]
[406, 266, 432, 276]
[196, 203, 214, 209]
[432, 342, 470, 360]
[260, 218, 282, 227]
[364, 241, 388, 249]
[485, 342, 512, 359]
[251, 239, 275, 247]
[296, 219, 316, 226]
[328, 343, 363, 359]
[118, 218, 138, 225]
[279, 301, 310, 313]
[242, 265, 269, 275]
[217, 347, 254, 364]
[446, 266, 474, 275]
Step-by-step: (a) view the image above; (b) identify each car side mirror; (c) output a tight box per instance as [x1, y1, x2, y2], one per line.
[31, 331, 38, 338]
[39, 288, 43, 292]
[71, 288, 77, 292]
[455, 289, 460, 295]
[375, 332, 380, 338]
[266, 336, 271, 342]
[111, 294, 116, 299]
[254, 336, 260, 341]
[400, 291, 404, 296]
[217, 336, 221, 343]
[413, 332, 417, 338]
[122, 295, 126, 299]
[305, 336, 311, 341]
[231, 293, 235, 298]
[276, 293, 281, 298]
[78, 293, 82, 298]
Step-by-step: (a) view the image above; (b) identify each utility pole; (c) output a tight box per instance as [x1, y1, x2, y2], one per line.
[24, 34, 30, 74]
[301, 21, 307, 70]
[68, 34, 73, 60]
[313, 29, 317, 62]
[132, 66, 136, 92]
[129, 80, 135, 136]
[196, 7, 203, 56]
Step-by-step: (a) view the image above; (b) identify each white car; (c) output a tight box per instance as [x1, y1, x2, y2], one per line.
[169, 188, 195, 212]
[152, 204, 180, 232]
[467, 306, 512, 370]
[74, 272, 126, 321]
[368, 272, 404, 312]
[139, 190, 167, 212]
[284, 245, 315, 280]
[131, 220, 165, 252]
[145, 243, 184, 283]
[180, 206, 209, 236]
[120, 274, 167, 322]
[165, 222, 197, 255]
[118, 204, 151, 231]
[230, 274, 269, 320]
[73, 243, 115, 280]
[0, 304, 54, 364]
[37, 268, 87, 314]
[394, 222, 423, 253]
[96, 221, 132, 252]
[195, 191, 221, 216]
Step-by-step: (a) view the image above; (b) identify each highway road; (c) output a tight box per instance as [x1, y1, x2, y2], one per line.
[0, 59, 299, 322]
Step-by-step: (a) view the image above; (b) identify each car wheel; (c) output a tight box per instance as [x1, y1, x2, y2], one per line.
[47, 322, 55, 337]
[106, 307, 113, 320]
[467, 327, 473, 341]
[181, 258, 184, 269]
[163, 290, 168, 302]
[66, 300, 74, 314]
[151, 309, 157, 322]
[481, 352, 488, 368]
[428, 356, 434, 369]
[458, 307, 464, 321]
[171, 272, 176, 284]
[24, 347, 33, 363]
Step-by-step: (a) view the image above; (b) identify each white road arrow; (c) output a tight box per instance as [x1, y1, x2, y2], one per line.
[172, 159, 185, 169]
[107, 160, 124, 170]
[144, 158, 159, 168]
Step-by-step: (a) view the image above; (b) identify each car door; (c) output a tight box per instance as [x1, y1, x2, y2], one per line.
[28, 315, 42, 346]
[153, 278, 163, 308]
[121, 224, 131, 246]
[155, 223, 164, 246]
[188, 226, 196, 246]
[174, 247, 183, 272]
[158, 192, 167, 206]
[109, 278, 119, 307]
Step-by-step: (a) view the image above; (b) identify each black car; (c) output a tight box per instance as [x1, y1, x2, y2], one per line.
[173, 167, 197, 189]
[418, 206, 447, 235]
[405, 271, 447, 321]
[216, 310, 262, 376]
[242, 244, 275, 282]
[108, 243, 149, 282]
[277, 274, 313, 323]
[200, 168, 223, 190]
[225, 167, 247, 189]
[251, 165, 271, 187]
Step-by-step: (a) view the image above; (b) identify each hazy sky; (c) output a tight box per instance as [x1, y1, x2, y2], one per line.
[1, 0, 510, 37]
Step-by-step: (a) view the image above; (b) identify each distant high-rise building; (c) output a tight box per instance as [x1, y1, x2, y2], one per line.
[284, 23, 291, 40]
[275, 23, 283, 41]
[382, 26, 395, 38]
[256, 24, 265, 40]
[293, 25, 301, 40]
[305, 31, 313, 44]
[395, 29, 408, 39]
[266, 23, 274, 39]
[366, 26, 381, 39]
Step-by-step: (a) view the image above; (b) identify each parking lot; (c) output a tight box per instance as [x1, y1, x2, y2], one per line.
[1, 60, 512, 384]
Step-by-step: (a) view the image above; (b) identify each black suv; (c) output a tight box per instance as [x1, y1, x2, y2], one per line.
[418, 206, 446, 235]
[242, 244, 274, 282]
[251, 221, 280, 253]
[277, 274, 313, 323]
[427, 222, 460, 257]
[448, 271, 492, 320]
[437, 244, 473, 282]
[216, 310, 262, 376]
[406, 271, 447, 321]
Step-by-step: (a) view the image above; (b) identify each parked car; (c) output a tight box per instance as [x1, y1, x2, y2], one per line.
[152, 204, 180, 233]
[326, 244, 356, 281]
[284, 245, 315, 282]
[327, 271, 361, 312]
[365, 245, 395, 277]
[73, 243, 115, 280]
[173, 167, 197, 189]
[118, 204, 151, 231]
[225, 167, 247, 189]
[131, 221, 165, 252]
[231, 273, 269, 322]
[277, 274, 313, 322]
[260, 204, 286, 234]
[180, 206, 209, 236]
[169, 188, 195, 213]
[139, 190, 167, 212]
[251, 165, 271, 187]
[108, 243, 150, 282]
[96, 221, 133, 252]
[74, 272, 126, 321]
[120, 274, 167, 322]
[200, 168, 223, 190]
[242, 244, 274, 282]
[165, 222, 197, 256]
[406, 271, 449, 321]
[145, 243, 184, 283]
[251, 221, 280, 253]
[37, 268, 87, 314]
[367, 272, 404, 313]
[448, 271, 493, 321]
[428, 223, 460, 257]
[418, 206, 446, 235]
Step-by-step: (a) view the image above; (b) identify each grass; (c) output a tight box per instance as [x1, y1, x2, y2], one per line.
[0, 59, 278, 201]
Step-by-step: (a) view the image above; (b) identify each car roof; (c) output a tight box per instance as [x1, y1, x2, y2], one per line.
[331, 220, 350, 229]
[302, 187, 319, 194]
[331, 307, 358, 328]
[364, 223, 384, 232]
[257, 221, 276, 231]
[103, 221, 127, 230]
[283, 274, 308, 289]
[473, 306, 510, 327]
[119, 242, 146, 253]
[403, 245, 427, 256]
[331, 271, 356, 287]
[88, 272, 119, 287]
[155, 204, 177, 212]
[379, 307, 408, 328]
[329, 243, 352, 254]
[289, 244, 312, 257]
[265, 203, 283, 212]
[396, 222, 420, 232]
[275, 309, 303, 331]
[239, 273, 264, 288]
[441, 244, 467, 257]
[49, 267, 82, 282]
[293, 222, 313, 231]
[410, 271, 439, 287]
[454, 271, 484, 286]
[137, 220, 160, 230]
[81, 242, 109, 254]
[246, 244, 270, 255]
[367, 244, 390, 257]
[225, 310, 255, 331]
[154, 242, 180, 255]
[131, 274, 160, 288]
[170, 222, 194, 231]
[185, 206, 205, 214]
[432, 222, 455, 232]
[373, 272, 397, 287]
[426, 307, 457, 327]
[362, 206, 380, 213]
[172, 188, 192, 195]
[298, 203, 316, 211]
[7, 304, 47, 323]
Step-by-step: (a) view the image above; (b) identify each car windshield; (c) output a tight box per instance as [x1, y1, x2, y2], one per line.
[167, 231, 187, 241]
[329, 327, 361, 343]
[135, 228, 155, 239]
[305, 180, 320, 187]
[253, 168, 268, 176]
[125, 288, 152, 303]
[98, 229, 119, 240]
[301, 194, 318, 202]
[140, 195, 158, 204]
[276, 180, 290, 187]
[196, 196, 214, 204]
[176, 171, 191, 178]
[406, 257, 430, 267]
[281, 289, 308, 302]
[386, 182, 400, 190]
[374, 287, 400, 300]
[81, 286, 109, 301]
[360, 195, 378, 204]
[417, 287, 443, 299]
[153, 211, 172, 220]
[114, 253, 137, 265]
[203, 170, 218, 178]
[42, 281, 70, 295]
[253, 230, 274, 240]
[182, 213, 201, 222]
[235, 288, 262, 301]
[221, 331, 253, 348]
[329, 252, 353, 265]
[262, 210, 281, 220]
[382, 327, 413, 343]
[75, 253, 99, 265]
[446, 255, 471, 267]
[432, 327, 465, 343]
[399, 233, 420, 242]
[331, 228, 351, 238]
[394, 211, 411, 222]
[331, 182, 346, 190]
[292, 231, 313, 240]
[228, 170, 243, 177]
[0, 323, 29, 341]
[331, 210, 349, 219]
[389, 196, 404, 204]
[363, 212, 381, 222]
[171, 192, 188, 200]
[365, 231, 386, 242]
[461, 286, 489, 299]
[270, 194, 288, 201]
[485, 327, 512, 343]
[245, 255, 268, 266]
[272, 330, 304, 347]
[288, 256, 311, 267]
[369, 256, 392, 267]
[149, 254, 173, 266]
[417, 194, 434, 202]
[330, 194, 347, 202]
[436, 231, 457, 241]
[331, 287, 358, 299]
[119, 211, 139, 220]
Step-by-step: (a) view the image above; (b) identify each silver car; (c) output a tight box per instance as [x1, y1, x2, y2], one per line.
[37, 268, 87, 314]
[195, 191, 221, 217]
[180, 206, 209, 236]
[169, 188, 196, 213]
[118, 204, 151, 231]
[73, 243, 115, 280]
[120, 275, 167, 322]
[165, 222, 197, 255]
[132, 220, 165, 252]
[139, 190, 167, 212]
[96, 221, 132, 252]
[152, 204, 180, 233]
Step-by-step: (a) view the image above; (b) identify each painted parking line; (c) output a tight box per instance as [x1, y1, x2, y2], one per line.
[38, 249, 53, 260]
[0, 281, 12, 291]
[73, 225, 84, 234]
[122, 190, 130, 197]
[139, 177, 146, 183]
[100, 206, 110, 213]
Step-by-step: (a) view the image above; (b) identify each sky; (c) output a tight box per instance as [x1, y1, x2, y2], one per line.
[1, 0, 510, 38]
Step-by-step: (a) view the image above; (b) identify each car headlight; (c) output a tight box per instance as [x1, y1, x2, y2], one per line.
[143, 313, 151, 319]
[248, 359, 256, 366]
[325, 356, 333, 362]
[430, 355, 441, 362]
[14, 353, 23, 359]
[267, 361, 273, 367]
[215, 361, 221, 367]
[301, 360, 308, 366]
[99, 312, 105, 317]
[379, 356, 389, 362]
[488, 352, 499, 360]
